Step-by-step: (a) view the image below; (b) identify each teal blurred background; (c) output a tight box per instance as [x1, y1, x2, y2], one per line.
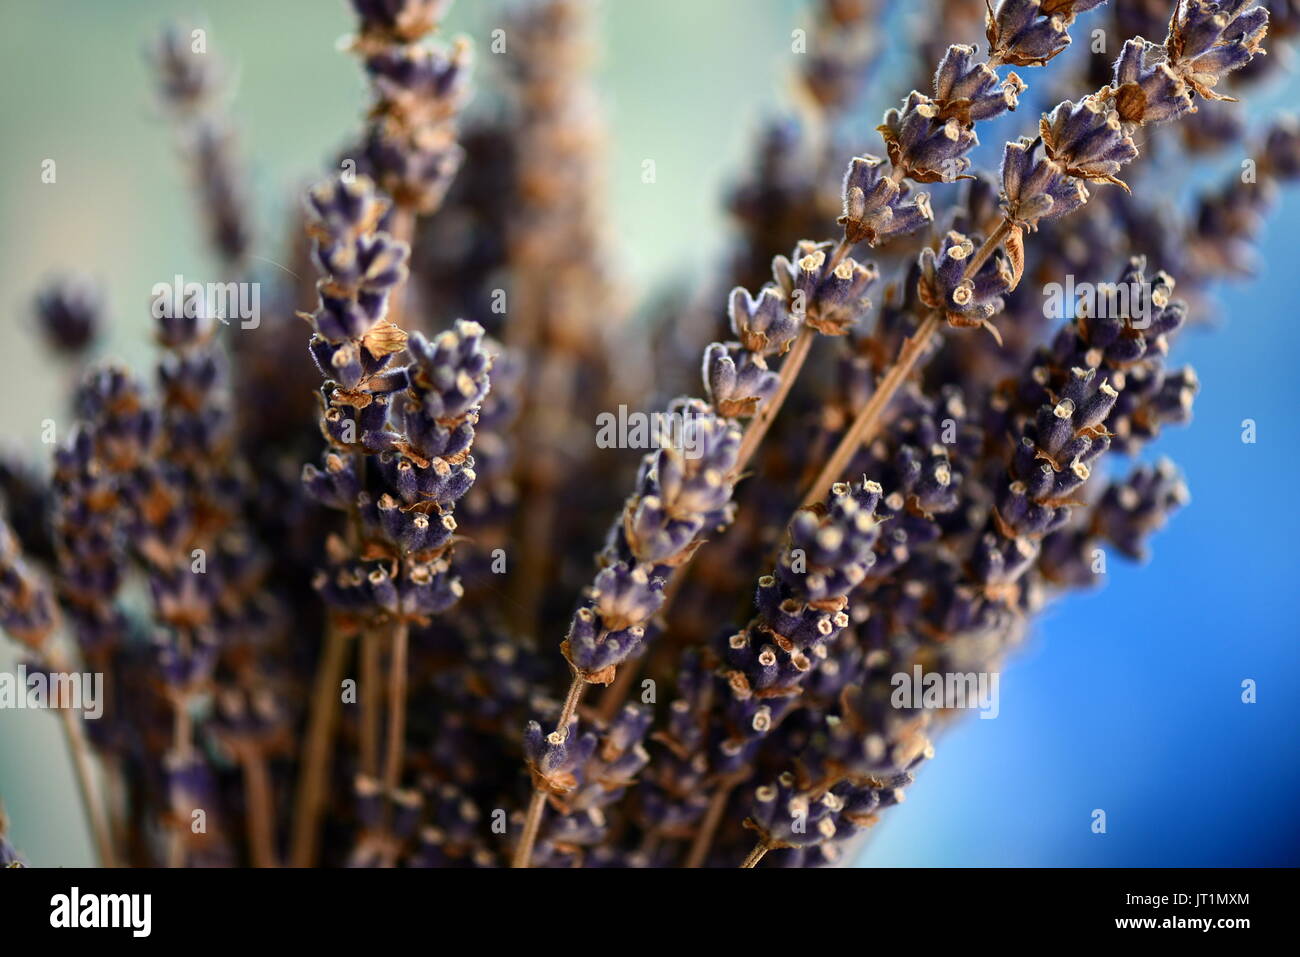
[2, 0, 1297, 867]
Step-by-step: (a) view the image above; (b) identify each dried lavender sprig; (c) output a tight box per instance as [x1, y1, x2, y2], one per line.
[514, 404, 747, 866]
[520, 704, 652, 867]
[801, 0, 1271, 509]
[50, 371, 152, 718]
[303, 173, 491, 861]
[0, 520, 116, 867]
[650, 378, 966, 863]
[295, 172, 411, 860]
[672, 0, 1081, 574]
[373, 318, 490, 815]
[348, 0, 471, 227]
[677, 479, 884, 866]
[145, 287, 281, 867]
[44, 386, 150, 869]
[149, 24, 252, 269]
[590, 0, 1093, 764]
[34, 274, 104, 358]
[739, 655, 934, 866]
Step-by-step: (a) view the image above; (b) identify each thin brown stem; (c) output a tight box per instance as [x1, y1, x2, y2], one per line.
[241, 751, 278, 868]
[731, 236, 850, 473]
[289, 618, 350, 867]
[733, 326, 815, 475]
[381, 617, 410, 797]
[168, 697, 193, 866]
[166, 798, 188, 869]
[965, 220, 1012, 276]
[800, 313, 941, 508]
[740, 841, 770, 869]
[167, 629, 194, 869]
[513, 789, 547, 869]
[685, 780, 736, 868]
[555, 673, 586, 734]
[359, 628, 382, 778]
[57, 705, 116, 868]
[104, 761, 128, 864]
[173, 695, 192, 755]
[513, 673, 586, 869]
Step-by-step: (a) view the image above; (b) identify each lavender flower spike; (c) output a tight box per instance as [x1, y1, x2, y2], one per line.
[304, 174, 411, 394]
[986, 0, 1109, 68]
[1110, 38, 1194, 127]
[1165, 0, 1270, 101]
[34, 274, 103, 357]
[839, 155, 935, 246]
[918, 230, 1016, 338]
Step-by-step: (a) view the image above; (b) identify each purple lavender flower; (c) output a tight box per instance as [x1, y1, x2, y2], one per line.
[917, 230, 1016, 335]
[985, 0, 1109, 67]
[352, 0, 452, 45]
[1000, 137, 1092, 229]
[1111, 38, 1194, 126]
[771, 240, 880, 335]
[1093, 459, 1190, 560]
[879, 91, 982, 183]
[34, 274, 103, 356]
[305, 175, 411, 354]
[703, 342, 780, 418]
[839, 155, 935, 246]
[0, 520, 58, 653]
[934, 44, 1028, 121]
[1165, 0, 1270, 101]
[728, 285, 801, 356]
[1039, 94, 1141, 190]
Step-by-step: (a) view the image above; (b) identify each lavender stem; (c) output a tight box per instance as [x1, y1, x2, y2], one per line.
[381, 617, 411, 800]
[800, 313, 941, 508]
[57, 689, 117, 868]
[514, 790, 547, 869]
[739, 841, 769, 869]
[289, 619, 351, 867]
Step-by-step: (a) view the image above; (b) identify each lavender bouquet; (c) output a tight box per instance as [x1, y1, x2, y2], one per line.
[0, 0, 1294, 871]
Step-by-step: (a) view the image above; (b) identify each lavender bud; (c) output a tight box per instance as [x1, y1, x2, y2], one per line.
[34, 274, 103, 356]
[839, 154, 934, 246]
